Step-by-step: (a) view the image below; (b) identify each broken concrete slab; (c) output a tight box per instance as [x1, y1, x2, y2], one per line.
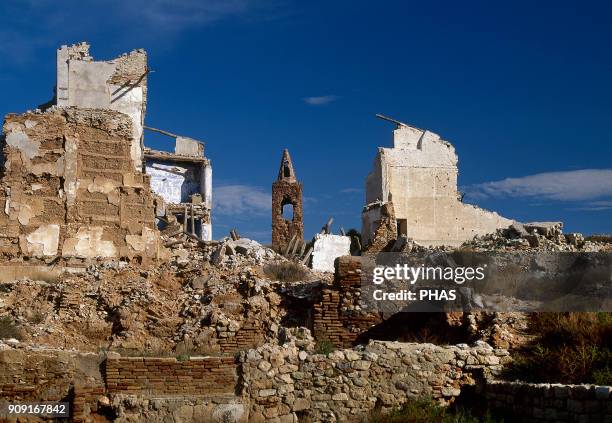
[310, 233, 351, 272]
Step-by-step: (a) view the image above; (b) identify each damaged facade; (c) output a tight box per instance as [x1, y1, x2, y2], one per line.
[272, 149, 303, 252]
[0, 43, 181, 262]
[144, 128, 212, 241]
[362, 118, 513, 247]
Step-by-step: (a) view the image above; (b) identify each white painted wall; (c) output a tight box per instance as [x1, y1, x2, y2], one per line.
[56, 44, 146, 170]
[311, 233, 351, 273]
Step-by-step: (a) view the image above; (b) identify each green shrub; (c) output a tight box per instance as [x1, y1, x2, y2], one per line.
[263, 262, 309, 282]
[504, 312, 612, 384]
[176, 354, 190, 362]
[593, 367, 612, 386]
[315, 338, 336, 356]
[364, 398, 501, 423]
[0, 316, 21, 340]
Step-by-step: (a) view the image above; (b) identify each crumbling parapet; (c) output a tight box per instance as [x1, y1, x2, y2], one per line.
[362, 119, 513, 247]
[272, 149, 303, 252]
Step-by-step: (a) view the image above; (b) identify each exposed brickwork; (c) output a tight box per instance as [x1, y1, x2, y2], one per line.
[313, 256, 382, 348]
[72, 384, 106, 423]
[0, 108, 163, 262]
[272, 149, 303, 252]
[105, 356, 237, 395]
[218, 320, 266, 353]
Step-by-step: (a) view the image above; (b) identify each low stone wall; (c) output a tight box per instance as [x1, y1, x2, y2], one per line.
[483, 381, 612, 422]
[313, 256, 381, 348]
[240, 339, 509, 422]
[105, 356, 237, 395]
[110, 394, 248, 423]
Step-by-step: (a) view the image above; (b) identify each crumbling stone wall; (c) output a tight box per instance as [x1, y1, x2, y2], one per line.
[362, 124, 513, 247]
[272, 149, 303, 252]
[218, 320, 267, 353]
[0, 347, 104, 404]
[313, 256, 382, 348]
[0, 108, 163, 262]
[361, 201, 397, 252]
[240, 337, 508, 422]
[482, 381, 612, 422]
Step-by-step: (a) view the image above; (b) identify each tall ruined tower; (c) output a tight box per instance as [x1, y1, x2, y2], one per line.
[272, 149, 303, 252]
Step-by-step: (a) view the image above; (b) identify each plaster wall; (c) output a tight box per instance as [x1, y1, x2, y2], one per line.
[310, 233, 351, 272]
[57, 43, 147, 170]
[363, 126, 512, 246]
[0, 108, 163, 261]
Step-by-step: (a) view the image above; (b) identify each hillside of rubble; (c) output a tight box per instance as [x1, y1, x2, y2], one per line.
[2, 221, 610, 357]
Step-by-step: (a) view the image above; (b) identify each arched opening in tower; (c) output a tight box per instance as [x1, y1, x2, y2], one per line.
[281, 201, 294, 220]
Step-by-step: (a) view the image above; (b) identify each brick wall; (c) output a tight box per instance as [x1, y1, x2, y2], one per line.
[482, 381, 612, 422]
[313, 256, 381, 348]
[105, 356, 237, 395]
[72, 384, 105, 422]
[218, 321, 266, 353]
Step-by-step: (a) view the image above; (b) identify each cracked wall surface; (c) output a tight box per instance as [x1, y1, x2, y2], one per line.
[362, 124, 513, 247]
[0, 108, 162, 262]
[56, 42, 147, 170]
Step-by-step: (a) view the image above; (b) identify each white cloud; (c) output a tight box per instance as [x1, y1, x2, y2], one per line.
[465, 169, 612, 201]
[214, 184, 270, 216]
[340, 188, 361, 194]
[303, 95, 339, 106]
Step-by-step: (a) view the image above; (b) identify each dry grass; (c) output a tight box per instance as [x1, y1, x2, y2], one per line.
[364, 398, 500, 423]
[263, 262, 309, 282]
[504, 312, 612, 384]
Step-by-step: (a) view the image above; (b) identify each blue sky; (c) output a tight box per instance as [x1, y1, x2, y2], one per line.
[1, 0, 611, 242]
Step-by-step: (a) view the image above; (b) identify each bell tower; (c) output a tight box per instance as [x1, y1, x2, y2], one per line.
[272, 149, 303, 252]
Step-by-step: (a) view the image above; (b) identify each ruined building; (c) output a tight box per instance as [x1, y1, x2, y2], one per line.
[272, 149, 303, 251]
[0, 42, 212, 261]
[362, 117, 513, 247]
[144, 128, 212, 240]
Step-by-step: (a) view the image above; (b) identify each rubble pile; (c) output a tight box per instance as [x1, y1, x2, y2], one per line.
[464, 222, 610, 252]
[0, 238, 327, 357]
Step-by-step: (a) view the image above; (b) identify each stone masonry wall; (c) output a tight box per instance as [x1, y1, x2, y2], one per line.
[0, 107, 163, 262]
[482, 381, 612, 422]
[313, 256, 381, 348]
[240, 338, 509, 422]
[105, 356, 237, 396]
